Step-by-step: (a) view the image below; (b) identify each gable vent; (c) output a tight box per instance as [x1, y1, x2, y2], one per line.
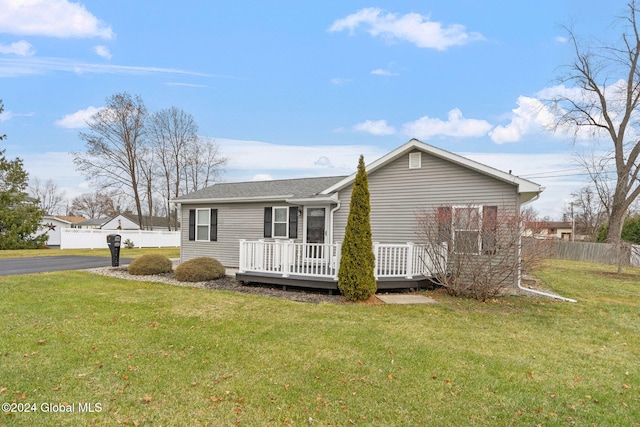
[409, 152, 422, 169]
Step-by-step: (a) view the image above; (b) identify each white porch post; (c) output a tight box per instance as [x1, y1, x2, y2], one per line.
[257, 239, 264, 270]
[281, 240, 291, 277]
[405, 242, 414, 279]
[238, 239, 246, 273]
[373, 242, 380, 279]
[333, 241, 341, 280]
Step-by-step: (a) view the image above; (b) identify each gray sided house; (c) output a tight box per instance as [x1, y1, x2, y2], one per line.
[173, 139, 543, 290]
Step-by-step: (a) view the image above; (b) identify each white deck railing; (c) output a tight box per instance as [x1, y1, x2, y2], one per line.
[239, 240, 446, 280]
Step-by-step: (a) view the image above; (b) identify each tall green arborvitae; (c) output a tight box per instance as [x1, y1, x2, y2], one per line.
[0, 100, 47, 249]
[338, 155, 376, 301]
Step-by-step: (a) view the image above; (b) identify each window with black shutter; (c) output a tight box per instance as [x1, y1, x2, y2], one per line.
[210, 209, 218, 242]
[482, 206, 498, 254]
[188, 209, 196, 241]
[437, 206, 452, 247]
[264, 207, 272, 238]
[289, 206, 298, 239]
[263, 206, 298, 239]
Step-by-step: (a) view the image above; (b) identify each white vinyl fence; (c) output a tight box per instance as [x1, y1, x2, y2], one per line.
[60, 228, 180, 249]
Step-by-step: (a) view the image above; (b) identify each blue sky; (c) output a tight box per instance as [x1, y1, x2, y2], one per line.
[0, 0, 625, 218]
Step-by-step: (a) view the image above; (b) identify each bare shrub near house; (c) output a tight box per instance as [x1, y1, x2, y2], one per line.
[416, 205, 526, 301]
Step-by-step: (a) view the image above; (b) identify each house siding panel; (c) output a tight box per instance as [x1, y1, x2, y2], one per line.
[180, 202, 302, 267]
[332, 151, 518, 244]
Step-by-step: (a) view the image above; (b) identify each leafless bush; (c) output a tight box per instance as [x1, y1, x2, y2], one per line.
[416, 205, 534, 301]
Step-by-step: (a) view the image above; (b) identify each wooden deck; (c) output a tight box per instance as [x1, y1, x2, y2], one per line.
[237, 240, 446, 293]
[236, 271, 438, 292]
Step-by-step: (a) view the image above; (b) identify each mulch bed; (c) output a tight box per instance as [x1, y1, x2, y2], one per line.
[88, 266, 347, 304]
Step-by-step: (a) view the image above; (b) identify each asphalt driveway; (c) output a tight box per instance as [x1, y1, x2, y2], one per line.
[0, 256, 133, 276]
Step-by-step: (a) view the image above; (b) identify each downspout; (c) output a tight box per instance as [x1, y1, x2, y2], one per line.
[518, 193, 577, 303]
[329, 200, 341, 245]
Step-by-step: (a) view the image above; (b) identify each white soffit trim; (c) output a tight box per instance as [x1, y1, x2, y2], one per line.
[169, 194, 294, 204]
[286, 194, 339, 205]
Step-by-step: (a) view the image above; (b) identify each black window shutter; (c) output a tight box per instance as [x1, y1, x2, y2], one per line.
[210, 209, 218, 241]
[188, 209, 195, 241]
[289, 206, 298, 239]
[437, 206, 452, 246]
[264, 207, 272, 238]
[482, 206, 498, 254]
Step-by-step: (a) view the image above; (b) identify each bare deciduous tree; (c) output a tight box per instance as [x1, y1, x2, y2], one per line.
[138, 146, 155, 229]
[69, 190, 126, 219]
[148, 107, 198, 230]
[148, 108, 227, 229]
[72, 92, 147, 228]
[183, 137, 227, 194]
[564, 185, 609, 241]
[29, 177, 67, 215]
[549, 1, 640, 243]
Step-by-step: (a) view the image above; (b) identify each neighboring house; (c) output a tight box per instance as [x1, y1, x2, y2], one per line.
[525, 221, 574, 240]
[76, 213, 177, 231]
[76, 217, 110, 229]
[173, 139, 543, 290]
[39, 215, 85, 246]
[101, 212, 176, 231]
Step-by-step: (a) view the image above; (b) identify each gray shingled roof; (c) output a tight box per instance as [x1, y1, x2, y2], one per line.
[173, 176, 347, 202]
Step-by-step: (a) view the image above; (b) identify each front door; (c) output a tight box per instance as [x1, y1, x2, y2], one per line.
[305, 207, 326, 258]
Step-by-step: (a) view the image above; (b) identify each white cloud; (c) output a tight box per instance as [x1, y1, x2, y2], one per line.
[0, 40, 35, 56]
[19, 151, 88, 200]
[331, 77, 352, 85]
[0, 56, 213, 78]
[55, 106, 104, 129]
[489, 96, 556, 144]
[402, 109, 492, 139]
[329, 7, 484, 51]
[314, 156, 333, 167]
[353, 119, 396, 136]
[216, 138, 388, 176]
[0, 0, 114, 39]
[0, 110, 35, 121]
[93, 45, 112, 59]
[555, 36, 568, 43]
[529, 83, 621, 142]
[252, 174, 273, 181]
[164, 82, 208, 88]
[371, 68, 398, 76]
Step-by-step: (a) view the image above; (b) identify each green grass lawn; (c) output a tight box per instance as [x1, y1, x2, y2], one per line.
[0, 260, 638, 426]
[0, 247, 180, 259]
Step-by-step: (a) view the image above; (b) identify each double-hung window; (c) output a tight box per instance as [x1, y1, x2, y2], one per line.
[437, 205, 498, 255]
[453, 206, 482, 254]
[188, 208, 218, 242]
[272, 207, 289, 238]
[196, 209, 210, 241]
[263, 206, 298, 239]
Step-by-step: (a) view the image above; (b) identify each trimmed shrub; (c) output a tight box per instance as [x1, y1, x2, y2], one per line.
[175, 257, 226, 282]
[128, 254, 173, 276]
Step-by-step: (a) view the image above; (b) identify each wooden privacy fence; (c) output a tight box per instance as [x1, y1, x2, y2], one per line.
[527, 239, 640, 267]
